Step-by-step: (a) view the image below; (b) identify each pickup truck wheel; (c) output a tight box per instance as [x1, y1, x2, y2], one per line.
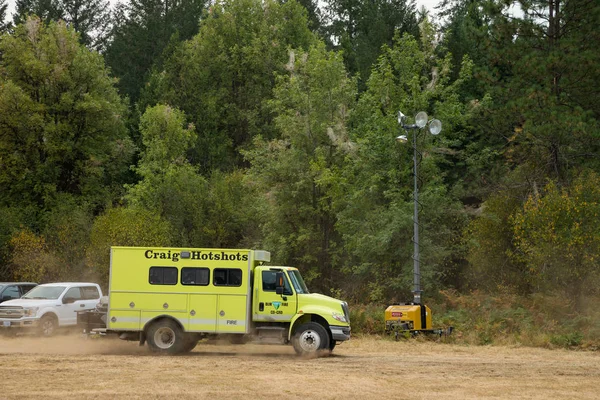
[292, 322, 330, 355]
[146, 319, 185, 354]
[39, 315, 57, 337]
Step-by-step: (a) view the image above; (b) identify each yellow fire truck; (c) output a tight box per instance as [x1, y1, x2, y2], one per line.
[80, 247, 350, 355]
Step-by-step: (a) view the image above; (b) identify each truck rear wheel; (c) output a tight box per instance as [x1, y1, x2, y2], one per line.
[181, 333, 200, 353]
[146, 319, 186, 354]
[292, 322, 330, 355]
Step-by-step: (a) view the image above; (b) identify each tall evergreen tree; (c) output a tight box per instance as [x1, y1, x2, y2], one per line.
[0, 0, 10, 33]
[483, 0, 600, 186]
[324, 0, 419, 89]
[13, 0, 63, 25]
[61, 0, 112, 51]
[296, 0, 323, 32]
[105, 0, 208, 103]
[0, 18, 132, 212]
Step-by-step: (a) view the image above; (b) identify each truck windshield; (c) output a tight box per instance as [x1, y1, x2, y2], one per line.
[288, 270, 309, 294]
[21, 286, 66, 300]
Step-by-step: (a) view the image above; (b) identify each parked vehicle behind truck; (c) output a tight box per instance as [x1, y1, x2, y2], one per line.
[79, 247, 351, 355]
[0, 282, 37, 303]
[0, 282, 102, 336]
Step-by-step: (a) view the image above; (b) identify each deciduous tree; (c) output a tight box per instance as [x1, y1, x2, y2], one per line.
[512, 173, 600, 308]
[0, 18, 132, 213]
[154, 0, 316, 172]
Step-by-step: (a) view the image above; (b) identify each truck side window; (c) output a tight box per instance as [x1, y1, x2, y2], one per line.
[2, 285, 20, 300]
[149, 267, 178, 285]
[262, 271, 293, 295]
[64, 287, 82, 301]
[213, 268, 242, 287]
[181, 267, 210, 286]
[82, 286, 100, 300]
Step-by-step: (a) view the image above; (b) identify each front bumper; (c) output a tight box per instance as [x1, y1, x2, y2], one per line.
[330, 325, 351, 341]
[0, 318, 39, 329]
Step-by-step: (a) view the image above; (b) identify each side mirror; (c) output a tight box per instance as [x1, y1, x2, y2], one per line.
[63, 297, 75, 304]
[275, 271, 284, 295]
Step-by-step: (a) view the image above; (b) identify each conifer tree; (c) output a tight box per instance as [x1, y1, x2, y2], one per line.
[105, 0, 208, 102]
[0, 0, 10, 33]
[61, 0, 112, 51]
[13, 0, 63, 25]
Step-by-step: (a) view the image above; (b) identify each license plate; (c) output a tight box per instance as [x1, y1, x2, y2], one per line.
[2, 321, 10, 327]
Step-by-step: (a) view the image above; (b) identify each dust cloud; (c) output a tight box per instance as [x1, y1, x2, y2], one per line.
[0, 333, 147, 356]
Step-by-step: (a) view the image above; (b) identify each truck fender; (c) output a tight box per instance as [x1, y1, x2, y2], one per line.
[142, 315, 186, 333]
[39, 310, 60, 325]
[288, 311, 330, 341]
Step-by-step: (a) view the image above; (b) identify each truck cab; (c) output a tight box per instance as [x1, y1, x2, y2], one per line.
[253, 266, 350, 353]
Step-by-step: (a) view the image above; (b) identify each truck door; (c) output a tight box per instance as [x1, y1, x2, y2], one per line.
[60, 286, 99, 326]
[213, 268, 248, 333]
[253, 269, 297, 322]
[59, 287, 84, 325]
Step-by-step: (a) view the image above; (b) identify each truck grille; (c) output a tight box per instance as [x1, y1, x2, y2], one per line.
[0, 306, 25, 319]
[342, 302, 350, 324]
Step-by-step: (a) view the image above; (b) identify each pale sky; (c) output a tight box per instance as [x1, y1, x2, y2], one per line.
[5, 0, 442, 22]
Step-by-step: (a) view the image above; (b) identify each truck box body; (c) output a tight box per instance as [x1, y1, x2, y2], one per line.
[108, 247, 263, 334]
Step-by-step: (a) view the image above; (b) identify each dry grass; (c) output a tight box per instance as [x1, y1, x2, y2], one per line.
[1, 334, 599, 399]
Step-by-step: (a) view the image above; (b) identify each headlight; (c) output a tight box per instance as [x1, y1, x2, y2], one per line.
[23, 307, 38, 317]
[332, 312, 347, 323]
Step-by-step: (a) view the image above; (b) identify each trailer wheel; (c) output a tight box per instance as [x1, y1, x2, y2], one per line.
[146, 319, 186, 354]
[38, 314, 58, 337]
[292, 322, 330, 355]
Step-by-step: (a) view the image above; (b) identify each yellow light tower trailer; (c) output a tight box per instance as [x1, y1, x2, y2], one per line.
[385, 110, 452, 339]
[80, 247, 351, 355]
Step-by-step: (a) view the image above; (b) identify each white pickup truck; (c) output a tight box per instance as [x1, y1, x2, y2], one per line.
[0, 282, 102, 336]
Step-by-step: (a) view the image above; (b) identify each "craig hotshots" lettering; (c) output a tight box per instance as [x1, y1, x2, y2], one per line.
[144, 250, 248, 262]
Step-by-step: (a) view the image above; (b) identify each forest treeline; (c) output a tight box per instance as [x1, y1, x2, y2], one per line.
[0, 0, 599, 308]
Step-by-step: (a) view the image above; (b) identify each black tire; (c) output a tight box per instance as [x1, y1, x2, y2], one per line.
[181, 333, 199, 353]
[38, 314, 58, 337]
[292, 322, 330, 355]
[146, 319, 186, 354]
[329, 340, 337, 352]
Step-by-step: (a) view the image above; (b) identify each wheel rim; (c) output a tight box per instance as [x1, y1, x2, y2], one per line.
[298, 329, 321, 353]
[154, 327, 176, 349]
[42, 319, 55, 336]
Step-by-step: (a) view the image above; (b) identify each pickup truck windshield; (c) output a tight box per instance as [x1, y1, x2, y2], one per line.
[288, 270, 309, 294]
[21, 286, 66, 300]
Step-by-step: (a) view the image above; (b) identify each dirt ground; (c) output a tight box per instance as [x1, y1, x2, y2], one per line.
[0, 334, 598, 400]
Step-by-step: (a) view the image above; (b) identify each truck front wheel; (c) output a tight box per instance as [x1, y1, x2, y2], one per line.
[38, 314, 58, 337]
[292, 322, 330, 355]
[146, 319, 186, 354]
